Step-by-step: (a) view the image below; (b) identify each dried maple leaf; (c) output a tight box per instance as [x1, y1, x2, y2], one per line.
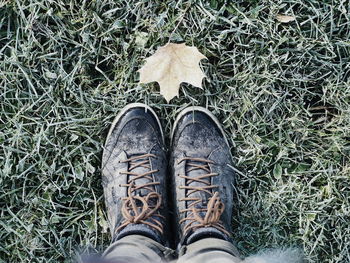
[276, 14, 296, 23]
[138, 43, 207, 102]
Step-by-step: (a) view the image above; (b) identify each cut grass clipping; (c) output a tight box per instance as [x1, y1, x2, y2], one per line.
[1, 1, 350, 263]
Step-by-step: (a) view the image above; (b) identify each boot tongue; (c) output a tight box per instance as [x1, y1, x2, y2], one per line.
[119, 154, 163, 242]
[128, 154, 154, 197]
[185, 154, 212, 215]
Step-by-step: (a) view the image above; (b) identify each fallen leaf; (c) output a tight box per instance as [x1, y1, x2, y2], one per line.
[138, 43, 206, 102]
[276, 14, 296, 23]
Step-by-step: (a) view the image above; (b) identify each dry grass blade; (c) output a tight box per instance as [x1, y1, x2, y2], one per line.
[276, 14, 296, 23]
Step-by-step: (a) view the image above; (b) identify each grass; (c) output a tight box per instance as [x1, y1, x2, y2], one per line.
[0, 0, 349, 262]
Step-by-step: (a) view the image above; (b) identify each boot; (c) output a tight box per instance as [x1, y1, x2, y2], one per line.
[102, 103, 168, 244]
[170, 106, 235, 245]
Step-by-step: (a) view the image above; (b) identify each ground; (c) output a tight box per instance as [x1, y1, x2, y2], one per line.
[0, 0, 349, 262]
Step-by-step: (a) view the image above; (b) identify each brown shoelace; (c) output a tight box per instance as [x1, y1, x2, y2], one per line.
[178, 157, 230, 236]
[116, 153, 164, 234]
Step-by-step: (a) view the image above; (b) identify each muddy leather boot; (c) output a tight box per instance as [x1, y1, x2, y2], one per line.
[170, 106, 236, 246]
[102, 103, 168, 244]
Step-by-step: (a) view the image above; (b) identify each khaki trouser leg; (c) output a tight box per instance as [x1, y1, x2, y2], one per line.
[102, 235, 240, 263]
[177, 238, 242, 263]
[103, 235, 174, 263]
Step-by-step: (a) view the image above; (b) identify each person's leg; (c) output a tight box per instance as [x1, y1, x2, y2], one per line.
[100, 103, 173, 263]
[177, 238, 241, 263]
[170, 106, 241, 263]
[103, 235, 173, 263]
